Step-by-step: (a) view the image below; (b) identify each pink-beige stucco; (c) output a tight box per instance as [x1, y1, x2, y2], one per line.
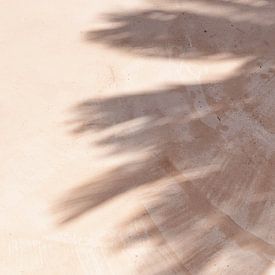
[1, 0, 275, 274]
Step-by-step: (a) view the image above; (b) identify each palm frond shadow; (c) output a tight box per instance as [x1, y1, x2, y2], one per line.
[55, 1, 275, 273]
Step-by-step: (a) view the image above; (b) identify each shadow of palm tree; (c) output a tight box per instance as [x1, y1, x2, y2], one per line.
[55, 1, 275, 274]
[85, 5, 274, 60]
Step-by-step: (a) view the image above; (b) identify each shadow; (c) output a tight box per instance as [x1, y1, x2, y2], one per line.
[55, 1, 275, 274]
[85, 6, 275, 60]
[57, 83, 222, 224]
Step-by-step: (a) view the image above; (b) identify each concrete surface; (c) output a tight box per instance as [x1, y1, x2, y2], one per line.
[1, 0, 275, 274]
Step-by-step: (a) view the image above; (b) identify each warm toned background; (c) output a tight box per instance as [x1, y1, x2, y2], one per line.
[1, 0, 275, 274]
